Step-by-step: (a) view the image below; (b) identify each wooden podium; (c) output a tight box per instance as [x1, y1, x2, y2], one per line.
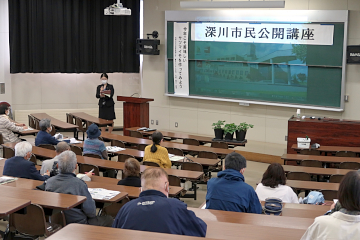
[117, 96, 154, 136]
[287, 116, 360, 154]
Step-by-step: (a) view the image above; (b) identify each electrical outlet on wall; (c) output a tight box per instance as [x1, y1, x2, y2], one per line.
[285, 136, 288, 141]
[151, 120, 154, 125]
[175, 122, 178, 127]
[156, 120, 158, 125]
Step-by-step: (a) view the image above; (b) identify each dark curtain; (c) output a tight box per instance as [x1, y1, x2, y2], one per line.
[8, 0, 140, 73]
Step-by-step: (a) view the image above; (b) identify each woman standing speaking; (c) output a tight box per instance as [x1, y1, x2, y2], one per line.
[96, 73, 115, 133]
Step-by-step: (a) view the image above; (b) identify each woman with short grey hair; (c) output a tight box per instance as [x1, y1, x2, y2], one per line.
[35, 118, 60, 146]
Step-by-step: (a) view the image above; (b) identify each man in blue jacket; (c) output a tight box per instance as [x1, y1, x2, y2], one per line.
[113, 168, 207, 237]
[35, 118, 60, 146]
[3, 141, 50, 181]
[206, 152, 262, 214]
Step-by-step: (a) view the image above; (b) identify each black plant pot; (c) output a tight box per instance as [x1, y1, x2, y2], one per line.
[236, 130, 247, 141]
[224, 132, 234, 140]
[214, 129, 224, 140]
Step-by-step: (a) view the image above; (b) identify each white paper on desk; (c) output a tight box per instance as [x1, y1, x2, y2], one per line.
[88, 188, 120, 200]
[201, 203, 206, 209]
[106, 146, 126, 153]
[168, 154, 175, 158]
[0, 176, 17, 184]
[70, 138, 81, 144]
[21, 127, 34, 131]
[170, 156, 185, 162]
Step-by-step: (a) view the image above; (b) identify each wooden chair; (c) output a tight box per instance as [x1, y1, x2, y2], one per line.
[28, 115, 36, 129]
[3, 145, 15, 158]
[101, 197, 130, 218]
[117, 154, 135, 163]
[111, 140, 126, 148]
[83, 153, 102, 159]
[66, 113, 74, 124]
[0, 133, 4, 145]
[78, 163, 100, 176]
[183, 138, 200, 146]
[167, 148, 184, 156]
[286, 172, 311, 181]
[49, 124, 56, 136]
[9, 204, 65, 238]
[70, 145, 83, 156]
[329, 174, 344, 183]
[339, 162, 360, 170]
[98, 136, 104, 142]
[183, 138, 200, 156]
[75, 117, 87, 140]
[38, 144, 56, 151]
[299, 149, 320, 156]
[321, 190, 338, 201]
[211, 142, 228, 149]
[35, 118, 41, 130]
[143, 161, 160, 167]
[300, 160, 323, 168]
[335, 151, 357, 157]
[130, 131, 143, 139]
[137, 144, 147, 151]
[168, 175, 181, 187]
[181, 162, 204, 200]
[198, 151, 218, 159]
[29, 154, 37, 165]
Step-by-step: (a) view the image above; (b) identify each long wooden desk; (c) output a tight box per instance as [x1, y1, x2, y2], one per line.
[2, 143, 204, 181]
[283, 165, 351, 176]
[282, 153, 360, 164]
[4, 177, 128, 204]
[46, 221, 306, 240]
[111, 148, 221, 167]
[70, 112, 113, 127]
[31, 113, 78, 137]
[47, 224, 219, 240]
[190, 208, 313, 230]
[0, 196, 31, 218]
[291, 144, 360, 155]
[287, 180, 339, 191]
[17, 128, 39, 136]
[101, 132, 235, 156]
[0, 185, 85, 210]
[127, 127, 247, 146]
[91, 176, 183, 198]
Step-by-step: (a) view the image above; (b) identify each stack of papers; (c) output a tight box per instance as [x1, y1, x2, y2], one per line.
[70, 138, 82, 144]
[170, 156, 185, 162]
[106, 146, 125, 153]
[0, 176, 17, 185]
[22, 127, 34, 131]
[88, 188, 120, 200]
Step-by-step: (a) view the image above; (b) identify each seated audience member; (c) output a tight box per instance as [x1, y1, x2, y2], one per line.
[3, 141, 50, 180]
[0, 102, 27, 143]
[40, 142, 70, 175]
[45, 151, 113, 226]
[256, 163, 299, 203]
[117, 158, 141, 187]
[35, 118, 60, 146]
[83, 123, 107, 159]
[113, 168, 207, 237]
[206, 152, 262, 214]
[143, 131, 171, 169]
[301, 171, 360, 240]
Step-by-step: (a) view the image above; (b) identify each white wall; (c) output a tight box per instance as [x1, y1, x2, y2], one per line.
[142, 0, 360, 145]
[0, 0, 141, 126]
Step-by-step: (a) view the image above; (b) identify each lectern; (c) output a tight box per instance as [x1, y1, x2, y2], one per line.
[117, 96, 154, 136]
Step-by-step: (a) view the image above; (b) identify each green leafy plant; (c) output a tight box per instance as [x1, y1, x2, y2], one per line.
[237, 122, 254, 132]
[212, 120, 225, 129]
[224, 123, 237, 135]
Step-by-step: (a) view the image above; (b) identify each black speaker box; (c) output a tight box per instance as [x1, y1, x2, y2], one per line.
[136, 39, 160, 55]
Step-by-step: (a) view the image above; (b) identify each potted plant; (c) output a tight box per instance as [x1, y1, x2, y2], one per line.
[236, 122, 254, 141]
[223, 123, 237, 140]
[212, 120, 225, 139]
